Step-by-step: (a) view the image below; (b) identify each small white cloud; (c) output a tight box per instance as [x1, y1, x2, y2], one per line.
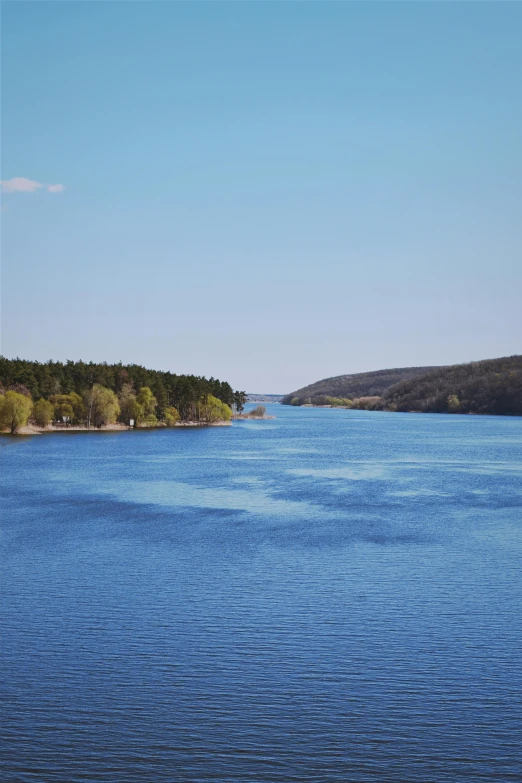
[1, 177, 66, 195]
[1, 177, 43, 193]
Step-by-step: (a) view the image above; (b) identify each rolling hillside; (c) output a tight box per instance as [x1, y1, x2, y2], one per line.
[282, 366, 440, 405]
[382, 355, 522, 415]
[283, 356, 522, 415]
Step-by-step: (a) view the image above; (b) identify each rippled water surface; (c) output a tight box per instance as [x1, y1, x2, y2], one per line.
[2, 405, 522, 782]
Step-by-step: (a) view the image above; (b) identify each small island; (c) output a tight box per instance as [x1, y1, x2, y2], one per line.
[232, 405, 275, 420]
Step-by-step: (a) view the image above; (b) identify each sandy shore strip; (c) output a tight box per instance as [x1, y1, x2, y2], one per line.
[12, 421, 232, 435]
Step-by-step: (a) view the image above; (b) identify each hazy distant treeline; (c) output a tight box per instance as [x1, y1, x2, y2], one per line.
[282, 366, 439, 405]
[283, 356, 522, 416]
[0, 357, 247, 423]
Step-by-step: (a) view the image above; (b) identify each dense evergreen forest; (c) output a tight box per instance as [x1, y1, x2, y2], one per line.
[283, 356, 522, 416]
[282, 366, 439, 406]
[0, 357, 247, 426]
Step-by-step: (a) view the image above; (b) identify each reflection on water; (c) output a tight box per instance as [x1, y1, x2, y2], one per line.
[1, 405, 521, 782]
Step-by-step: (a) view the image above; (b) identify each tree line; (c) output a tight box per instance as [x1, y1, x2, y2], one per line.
[0, 357, 248, 433]
[282, 365, 439, 405]
[285, 356, 522, 416]
[381, 355, 522, 415]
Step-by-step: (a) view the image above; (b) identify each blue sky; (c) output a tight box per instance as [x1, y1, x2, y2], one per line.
[2, 2, 521, 392]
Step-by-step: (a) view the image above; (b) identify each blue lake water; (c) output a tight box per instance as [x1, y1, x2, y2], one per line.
[1, 405, 521, 782]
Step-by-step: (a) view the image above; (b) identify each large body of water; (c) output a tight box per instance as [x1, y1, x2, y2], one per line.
[2, 405, 521, 782]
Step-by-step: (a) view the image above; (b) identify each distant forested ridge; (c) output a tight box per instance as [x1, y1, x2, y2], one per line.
[282, 366, 439, 406]
[381, 355, 522, 415]
[0, 357, 247, 424]
[282, 356, 522, 416]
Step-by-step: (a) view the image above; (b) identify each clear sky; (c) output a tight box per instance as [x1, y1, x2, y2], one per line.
[1, 1, 521, 393]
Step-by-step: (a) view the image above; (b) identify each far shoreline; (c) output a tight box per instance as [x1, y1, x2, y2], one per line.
[287, 404, 519, 417]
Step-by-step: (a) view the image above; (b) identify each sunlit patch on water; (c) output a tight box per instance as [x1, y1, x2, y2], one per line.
[454, 462, 522, 475]
[231, 476, 266, 485]
[99, 479, 316, 517]
[273, 446, 320, 454]
[390, 488, 450, 498]
[288, 464, 390, 481]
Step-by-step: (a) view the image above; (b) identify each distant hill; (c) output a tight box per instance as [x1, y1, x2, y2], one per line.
[382, 355, 522, 415]
[282, 366, 440, 405]
[282, 356, 522, 416]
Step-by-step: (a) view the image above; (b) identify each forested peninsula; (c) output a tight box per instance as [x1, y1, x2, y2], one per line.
[0, 357, 247, 434]
[283, 356, 522, 416]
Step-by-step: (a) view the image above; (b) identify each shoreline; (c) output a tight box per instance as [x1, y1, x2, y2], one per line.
[232, 414, 275, 421]
[5, 421, 232, 436]
[1, 415, 279, 437]
[2, 415, 279, 436]
[285, 404, 519, 416]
